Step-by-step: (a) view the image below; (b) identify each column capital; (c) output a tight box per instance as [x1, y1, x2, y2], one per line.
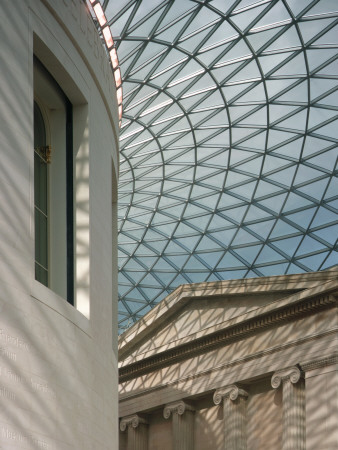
[163, 400, 195, 419]
[213, 384, 248, 405]
[271, 366, 303, 389]
[120, 414, 148, 432]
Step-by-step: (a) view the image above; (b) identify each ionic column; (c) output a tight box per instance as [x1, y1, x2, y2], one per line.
[213, 384, 248, 450]
[163, 400, 195, 450]
[271, 366, 305, 450]
[120, 414, 148, 450]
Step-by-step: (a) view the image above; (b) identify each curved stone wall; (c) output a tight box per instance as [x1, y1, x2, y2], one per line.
[0, 1, 119, 448]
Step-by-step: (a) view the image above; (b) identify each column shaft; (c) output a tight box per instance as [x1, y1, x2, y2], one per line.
[163, 400, 195, 450]
[272, 366, 305, 450]
[282, 377, 305, 450]
[223, 395, 247, 450]
[213, 384, 248, 450]
[172, 410, 194, 450]
[127, 423, 148, 450]
[120, 415, 148, 450]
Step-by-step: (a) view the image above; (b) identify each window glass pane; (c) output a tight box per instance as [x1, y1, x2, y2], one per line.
[34, 102, 46, 147]
[34, 152, 47, 214]
[35, 263, 48, 286]
[34, 101, 48, 287]
[35, 208, 48, 270]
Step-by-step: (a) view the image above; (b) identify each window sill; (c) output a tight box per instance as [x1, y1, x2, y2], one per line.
[30, 280, 91, 337]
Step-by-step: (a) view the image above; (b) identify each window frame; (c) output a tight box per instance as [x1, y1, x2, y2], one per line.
[33, 56, 74, 305]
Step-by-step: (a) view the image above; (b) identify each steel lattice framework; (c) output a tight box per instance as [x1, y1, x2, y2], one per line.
[100, 0, 338, 333]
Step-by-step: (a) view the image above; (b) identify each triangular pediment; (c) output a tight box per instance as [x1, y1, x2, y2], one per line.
[118, 270, 338, 367]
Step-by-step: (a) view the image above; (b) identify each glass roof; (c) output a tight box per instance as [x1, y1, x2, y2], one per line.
[101, 0, 338, 333]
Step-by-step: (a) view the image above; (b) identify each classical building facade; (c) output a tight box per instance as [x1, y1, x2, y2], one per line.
[0, 0, 119, 448]
[119, 270, 338, 450]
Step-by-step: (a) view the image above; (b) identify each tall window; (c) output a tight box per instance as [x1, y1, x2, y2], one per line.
[34, 102, 49, 286]
[34, 57, 74, 305]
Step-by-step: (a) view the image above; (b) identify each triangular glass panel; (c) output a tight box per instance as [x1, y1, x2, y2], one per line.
[255, 245, 284, 264]
[208, 228, 237, 246]
[225, 170, 251, 187]
[128, 6, 167, 37]
[183, 203, 209, 218]
[272, 236, 302, 257]
[247, 27, 281, 52]
[174, 235, 201, 251]
[283, 192, 314, 213]
[308, 107, 337, 130]
[254, 180, 283, 198]
[259, 263, 289, 277]
[320, 251, 338, 270]
[216, 269, 247, 279]
[296, 236, 328, 256]
[277, 109, 307, 132]
[245, 204, 273, 221]
[231, 4, 268, 32]
[278, 80, 308, 103]
[294, 165, 325, 185]
[201, 151, 229, 168]
[296, 178, 329, 202]
[239, 107, 267, 127]
[298, 18, 336, 45]
[286, 207, 318, 230]
[259, 193, 287, 213]
[186, 214, 212, 231]
[312, 224, 338, 247]
[314, 119, 338, 140]
[201, 172, 226, 189]
[222, 205, 248, 223]
[285, 0, 311, 17]
[326, 177, 338, 199]
[253, 2, 290, 29]
[196, 236, 224, 251]
[164, 254, 189, 268]
[263, 154, 291, 173]
[266, 78, 296, 100]
[108, 3, 138, 35]
[155, 12, 195, 43]
[216, 251, 245, 269]
[152, 222, 178, 237]
[184, 255, 210, 270]
[258, 51, 291, 77]
[198, 251, 224, 269]
[233, 244, 262, 265]
[228, 181, 257, 201]
[217, 193, 244, 209]
[152, 258, 176, 271]
[311, 207, 337, 228]
[232, 228, 260, 245]
[246, 219, 275, 239]
[265, 166, 296, 186]
[271, 137, 303, 160]
[194, 194, 220, 210]
[273, 53, 307, 77]
[123, 257, 145, 271]
[296, 252, 329, 271]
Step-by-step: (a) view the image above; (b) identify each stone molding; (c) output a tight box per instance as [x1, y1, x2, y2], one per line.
[120, 294, 336, 382]
[213, 384, 248, 405]
[271, 366, 303, 389]
[119, 329, 336, 408]
[163, 400, 195, 419]
[120, 414, 148, 432]
[300, 353, 338, 372]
